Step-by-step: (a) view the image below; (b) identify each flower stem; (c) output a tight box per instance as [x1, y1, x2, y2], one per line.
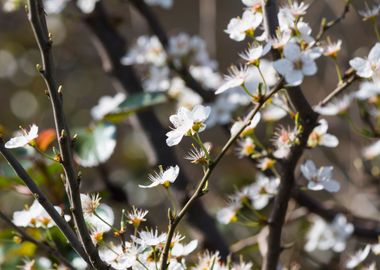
[334, 59, 343, 84]
[241, 83, 255, 98]
[166, 188, 177, 214]
[94, 211, 118, 232]
[193, 132, 212, 162]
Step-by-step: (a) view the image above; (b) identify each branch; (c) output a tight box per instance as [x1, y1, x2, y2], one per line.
[83, 2, 229, 255]
[0, 211, 75, 269]
[0, 139, 87, 262]
[128, 0, 215, 102]
[315, 0, 352, 43]
[262, 1, 319, 269]
[159, 82, 283, 270]
[26, 1, 109, 268]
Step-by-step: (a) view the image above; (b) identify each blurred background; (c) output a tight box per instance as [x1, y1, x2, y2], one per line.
[0, 0, 379, 269]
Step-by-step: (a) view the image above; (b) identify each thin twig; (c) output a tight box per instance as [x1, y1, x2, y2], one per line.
[0, 139, 88, 262]
[26, 0, 109, 268]
[0, 211, 75, 269]
[315, 0, 352, 43]
[159, 81, 284, 270]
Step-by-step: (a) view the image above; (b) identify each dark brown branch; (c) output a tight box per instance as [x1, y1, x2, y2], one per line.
[128, 0, 215, 103]
[27, 1, 109, 268]
[262, 1, 319, 269]
[0, 139, 87, 263]
[0, 211, 75, 269]
[83, 2, 229, 256]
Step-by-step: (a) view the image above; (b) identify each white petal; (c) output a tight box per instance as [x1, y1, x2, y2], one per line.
[284, 42, 301, 62]
[285, 70, 303, 86]
[349, 57, 372, 78]
[273, 59, 292, 76]
[368, 43, 380, 62]
[320, 134, 339, 147]
[323, 180, 340, 193]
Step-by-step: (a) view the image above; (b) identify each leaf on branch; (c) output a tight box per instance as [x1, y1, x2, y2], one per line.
[73, 123, 117, 167]
[103, 92, 168, 123]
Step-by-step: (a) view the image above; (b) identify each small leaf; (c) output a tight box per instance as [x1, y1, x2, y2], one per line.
[103, 92, 168, 123]
[73, 123, 117, 167]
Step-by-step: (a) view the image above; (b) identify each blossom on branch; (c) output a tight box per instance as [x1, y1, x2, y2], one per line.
[300, 160, 340, 192]
[5, 124, 39, 149]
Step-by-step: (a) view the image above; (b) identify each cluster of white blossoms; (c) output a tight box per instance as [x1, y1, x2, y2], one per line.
[13, 199, 70, 228]
[2, 0, 173, 13]
[217, 173, 279, 224]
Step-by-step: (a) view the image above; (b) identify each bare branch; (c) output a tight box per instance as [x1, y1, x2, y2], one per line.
[26, 0, 110, 268]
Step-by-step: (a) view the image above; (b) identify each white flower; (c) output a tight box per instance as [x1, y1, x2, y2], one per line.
[166, 105, 211, 146]
[230, 112, 261, 137]
[145, 0, 173, 9]
[314, 95, 352, 116]
[349, 43, 380, 80]
[272, 126, 298, 159]
[300, 160, 340, 192]
[77, 0, 99, 13]
[43, 0, 69, 14]
[5, 124, 38, 149]
[236, 137, 255, 158]
[248, 174, 279, 210]
[217, 200, 240, 224]
[273, 42, 319, 86]
[305, 214, 353, 252]
[91, 93, 126, 120]
[262, 94, 288, 121]
[139, 165, 180, 188]
[172, 240, 198, 257]
[121, 36, 166, 66]
[190, 66, 223, 89]
[346, 245, 371, 269]
[13, 199, 68, 228]
[242, 0, 262, 10]
[126, 206, 148, 227]
[85, 203, 114, 236]
[363, 140, 380, 160]
[216, 65, 250, 94]
[269, 29, 291, 50]
[239, 43, 271, 65]
[225, 10, 263, 42]
[307, 119, 339, 148]
[132, 229, 167, 246]
[80, 193, 101, 216]
[355, 81, 380, 100]
[358, 4, 380, 21]
[144, 66, 170, 92]
[184, 143, 211, 165]
[286, 1, 309, 17]
[322, 39, 342, 58]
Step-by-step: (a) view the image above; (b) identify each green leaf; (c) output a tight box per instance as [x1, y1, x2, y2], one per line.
[103, 92, 168, 123]
[73, 123, 117, 167]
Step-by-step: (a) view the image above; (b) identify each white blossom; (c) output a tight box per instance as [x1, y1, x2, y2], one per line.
[305, 214, 353, 252]
[5, 124, 38, 149]
[239, 43, 271, 65]
[363, 140, 380, 160]
[216, 65, 250, 94]
[300, 160, 340, 192]
[166, 105, 211, 146]
[355, 81, 380, 100]
[273, 42, 319, 86]
[139, 165, 180, 188]
[314, 95, 352, 116]
[346, 245, 371, 269]
[225, 10, 263, 42]
[172, 240, 198, 257]
[132, 229, 167, 246]
[91, 93, 126, 120]
[307, 119, 339, 148]
[349, 43, 380, 81]
[358, 4, 380, 21]
[272, 126, 298, 159]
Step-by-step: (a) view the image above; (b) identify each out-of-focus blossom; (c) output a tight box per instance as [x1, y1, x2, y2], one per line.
[171, 240, 198, 258]
[230, 112, 261, 137]
[355, 81, 380, 100]
[305, 214, 353, 252]
[307, 119, 339, 148]
[91, 93, 126, 120]
[300, 160, 340, 192]
[239, 43, 271, 65]
[314, 95, 352, 116]
[363, 140, 380, 160]
[145, 0, 173, 9]
[225, 10, 263, 42]
[346, 245, 371, 269]
[322, 39, 342, 58]
[5, 124, 38, 149]
[132, 229, 167, 246]
[13, 199, 69, 228]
